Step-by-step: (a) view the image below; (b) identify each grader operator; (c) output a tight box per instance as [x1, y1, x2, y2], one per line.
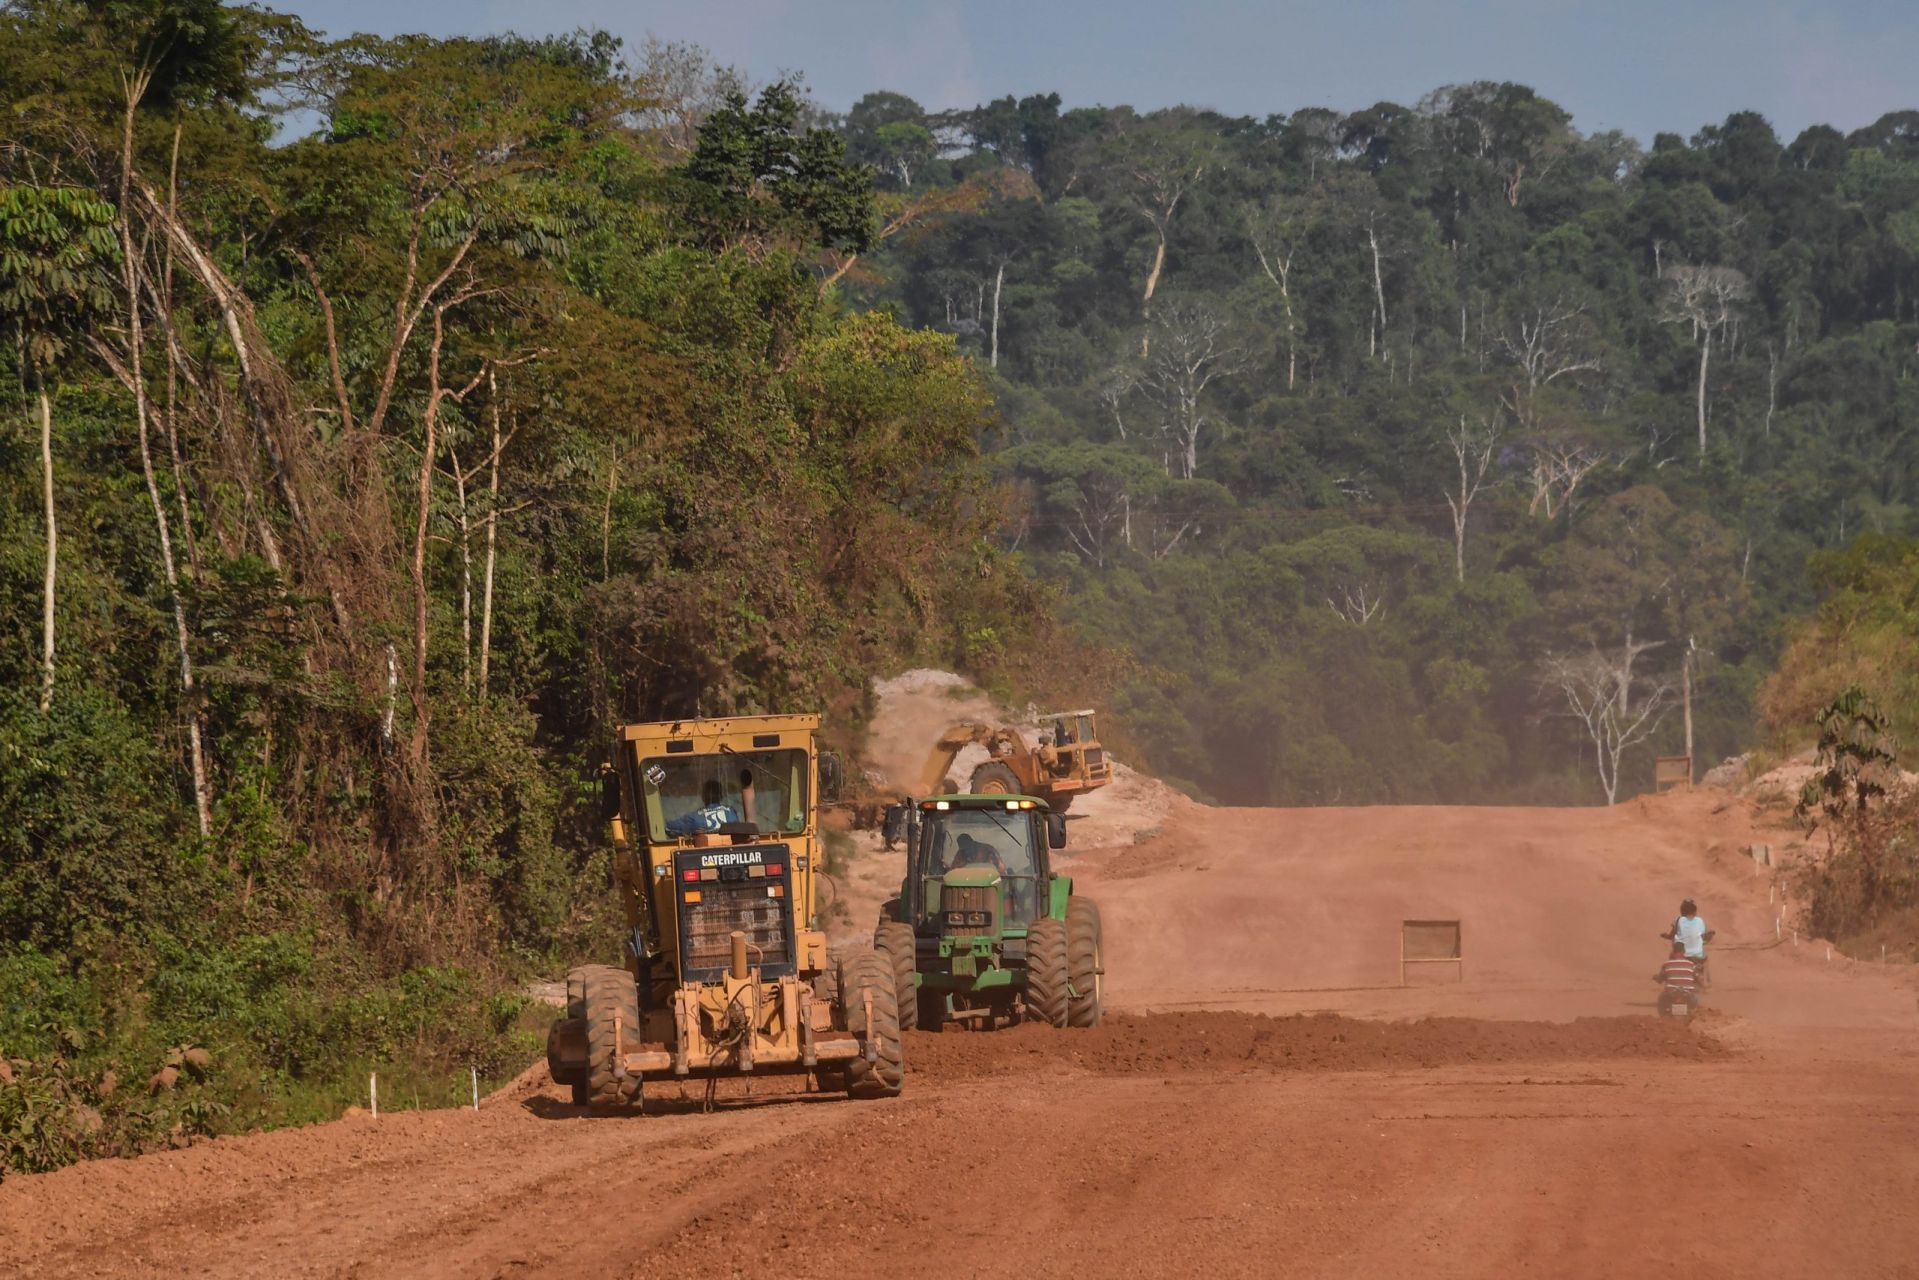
[546, 714, 903, 1109]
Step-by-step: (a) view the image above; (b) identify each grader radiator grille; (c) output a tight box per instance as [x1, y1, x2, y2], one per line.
[673, 844, 797, 981]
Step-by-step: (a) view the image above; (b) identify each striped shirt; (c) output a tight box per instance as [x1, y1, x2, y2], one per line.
[1659, 957, 1698, 990]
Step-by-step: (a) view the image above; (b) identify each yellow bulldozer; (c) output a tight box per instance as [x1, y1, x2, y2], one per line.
[546, 714, 903, 1109]
[916, 710, 1114, 811]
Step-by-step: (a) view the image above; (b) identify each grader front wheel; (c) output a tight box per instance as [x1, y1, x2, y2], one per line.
[575, 964, 642, 1111]
[837, 949, 904, 1099]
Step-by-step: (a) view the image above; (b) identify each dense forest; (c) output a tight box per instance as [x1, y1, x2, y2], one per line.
[3, 2, 1916, 1169]
[828, 83, 1919, 805]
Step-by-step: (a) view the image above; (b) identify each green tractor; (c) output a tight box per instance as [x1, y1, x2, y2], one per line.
[873, 794, 1103, 1031]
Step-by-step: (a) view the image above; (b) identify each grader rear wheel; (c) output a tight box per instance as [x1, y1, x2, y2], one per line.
[970, 761, 1022, 796]
[874, 921, 919, 1032]
[1023, 917, 1070, 1028]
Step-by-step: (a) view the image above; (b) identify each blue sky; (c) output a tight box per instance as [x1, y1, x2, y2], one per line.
[292, 0, 1917, 143]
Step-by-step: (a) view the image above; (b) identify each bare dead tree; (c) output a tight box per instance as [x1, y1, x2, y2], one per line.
[1118, 132, 1208, 351]
[1443, 415, 1500, 581]
[1327, 583, 1385, 626]
[1244, 194, 1306, 389]
[1541, 639, 1674, 805]
[112, 65, 210, 836]
[1096, 362, 1136, 440]
[1495, 297, 1601, 429]
[632, 37, 745, 154]
[1660, 265, 1751, 455]
[1526, 439, 1605, 518]
[1137, 304, 1246, 479]
[1365, 209, 1388, 359]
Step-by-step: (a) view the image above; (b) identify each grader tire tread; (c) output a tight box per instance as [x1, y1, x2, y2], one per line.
[1066, 897, 1104, 1028]
[970, 761, 1022, 796]
[838, 948, 904, 1099]
[874, 922, 919, 1032]
[578, 964, 642, 1111]
[1023, 917, 1071, 1028]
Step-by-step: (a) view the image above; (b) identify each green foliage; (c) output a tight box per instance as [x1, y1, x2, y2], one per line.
[684, 80, 877, 253]
[1797, 685, 1899, 824]
[0, 183, 119, 374]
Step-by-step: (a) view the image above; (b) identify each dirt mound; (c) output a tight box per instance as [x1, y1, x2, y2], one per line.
[905, 1011, 1723, 1079]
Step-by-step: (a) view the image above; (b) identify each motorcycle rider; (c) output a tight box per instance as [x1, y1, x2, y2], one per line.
[1661, 898, 1716, 988]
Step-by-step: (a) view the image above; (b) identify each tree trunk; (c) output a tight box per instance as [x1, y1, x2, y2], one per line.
[989, 260, 1005, 369]
[1140, 234, 1167, 356]
[1695, 332, 1711, 455]
[37, 378, 56, 713]
[122, 87, 212, 837]
[479, 381, 503, 701]
[454, 451, 472, 691]
[1451, 503, 1466, 584]
[1367, 215, 1388, 358]
[409, 310, 448, 766]
[1681, 647, 1695, 774]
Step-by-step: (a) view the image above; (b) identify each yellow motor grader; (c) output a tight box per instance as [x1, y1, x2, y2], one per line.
[546, 714, 903, 1108]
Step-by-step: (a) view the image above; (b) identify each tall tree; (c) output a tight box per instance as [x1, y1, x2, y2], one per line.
[0, 182, 118, 712]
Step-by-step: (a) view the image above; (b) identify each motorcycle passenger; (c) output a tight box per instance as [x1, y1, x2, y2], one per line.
[1661, 897, 1716, 988]
[1655, 942, 1700, 1017]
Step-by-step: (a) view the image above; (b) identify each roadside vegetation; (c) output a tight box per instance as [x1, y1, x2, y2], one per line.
[0, 5, 1063, 1174]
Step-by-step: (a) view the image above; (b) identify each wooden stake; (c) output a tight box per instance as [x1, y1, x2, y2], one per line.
[370, 1072, 378, 1119]
[471, 1065, 479, 1111]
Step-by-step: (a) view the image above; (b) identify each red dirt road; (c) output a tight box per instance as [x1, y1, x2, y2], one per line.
[5, 794, 1919, 1278]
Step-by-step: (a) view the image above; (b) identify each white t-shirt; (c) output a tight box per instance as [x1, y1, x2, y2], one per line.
[1673, 915, 1707, 957]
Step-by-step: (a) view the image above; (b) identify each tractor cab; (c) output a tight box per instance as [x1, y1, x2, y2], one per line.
[905, 795, 1065, 931]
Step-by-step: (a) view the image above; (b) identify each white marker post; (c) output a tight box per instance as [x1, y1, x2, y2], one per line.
[370, 1072, 379, 1119]
[471, 1065, 479, 1111]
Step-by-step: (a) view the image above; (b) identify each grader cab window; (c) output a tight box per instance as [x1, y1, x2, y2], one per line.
[641, 749, 808, 842]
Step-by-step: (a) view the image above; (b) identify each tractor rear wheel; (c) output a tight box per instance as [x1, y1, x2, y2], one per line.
[1023, 917, 1070, 1028]
[1066, 897, 1104, 1028]
[837, 948, 904, 1099]
[970, 761, 1022, 796]
[874, 921, 919, 1032]
[576, 964, 642, 1111]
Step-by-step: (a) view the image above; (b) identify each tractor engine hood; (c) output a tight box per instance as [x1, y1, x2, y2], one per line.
[941, 865, 1003, 888]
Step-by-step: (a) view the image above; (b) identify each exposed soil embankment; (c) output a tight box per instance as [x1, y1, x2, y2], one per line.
[907, 1011, 1723, 1079]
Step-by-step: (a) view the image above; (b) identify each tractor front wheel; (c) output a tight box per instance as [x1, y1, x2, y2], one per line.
[1066, 897, 1104, 1028]
[874, 921, 919, 1032]
[1023, 917, 1071, 1028]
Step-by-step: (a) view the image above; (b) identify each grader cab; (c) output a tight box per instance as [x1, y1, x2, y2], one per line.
[546, 714, 903, 1108]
